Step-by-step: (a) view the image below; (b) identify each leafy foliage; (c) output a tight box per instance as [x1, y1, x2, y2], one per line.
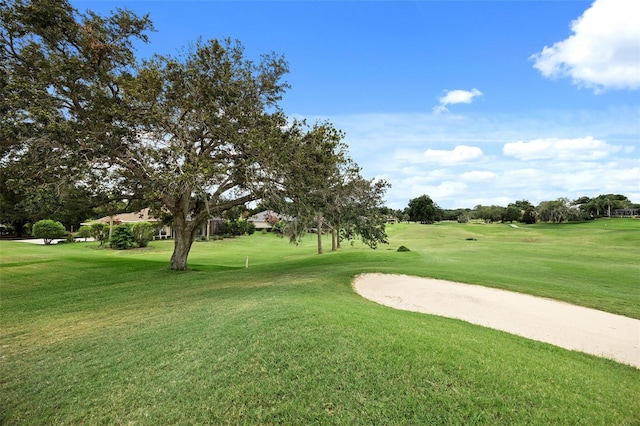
[77, 225, 92, 240]
[125, 38, 291, 269]
[576, 194, 634, 218]
[226, 220, 256, 237]
[474, 205, 505, 223]
[501, 205, 522, 223]
[457, 215, 470, 223]
[0, 0, 154, 231]
[2, 2, 298, 270]
[275, 121, 389, 253]
[522, 207, 537, 224]
[31, 219, 66, 244]
[109, 224, 134, 250]
[406, 195, 442, 223]
[537, 198, 579, 223]
[131, 222, 155, 248]
[90, 223, 109, 246]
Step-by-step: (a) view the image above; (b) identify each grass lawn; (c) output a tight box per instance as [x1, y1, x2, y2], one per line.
[1, 219, 639, 424]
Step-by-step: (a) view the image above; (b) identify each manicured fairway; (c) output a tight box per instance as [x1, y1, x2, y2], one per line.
[1, 219, 639, 424]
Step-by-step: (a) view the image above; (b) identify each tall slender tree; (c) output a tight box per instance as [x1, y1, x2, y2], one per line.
[335, 175, 390, 250]
[275, 121, 388, 254]
[275, 121, 347, 254]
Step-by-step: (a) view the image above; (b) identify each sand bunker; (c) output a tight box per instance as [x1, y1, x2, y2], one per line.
[353, 274, 640, 369]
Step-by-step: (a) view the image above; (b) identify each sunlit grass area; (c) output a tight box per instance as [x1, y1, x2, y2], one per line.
[1, 219, 639, 424]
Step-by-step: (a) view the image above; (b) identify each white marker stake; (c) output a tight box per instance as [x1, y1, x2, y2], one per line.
[245, 256, 249, 268]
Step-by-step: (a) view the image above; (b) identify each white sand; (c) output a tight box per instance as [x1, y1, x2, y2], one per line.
[353, 273, 640, 369]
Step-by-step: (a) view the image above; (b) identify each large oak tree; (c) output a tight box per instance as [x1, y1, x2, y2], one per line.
[1, 0, 153, 231]
[2, 1, 294, 270]
[2, 0, 384, 269]
[124, 39, 292, 270]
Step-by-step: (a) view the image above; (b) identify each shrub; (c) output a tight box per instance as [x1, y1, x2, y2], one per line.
[246, 221, 256, 235]
[32, 219, 67, 245]
[397, 245, 411, 252]
[226, 220, 255, 236]
[131, 222, 155, 248]
[225, 220, 242, 236]
[78, 225, 92, 241]
[109, 224, 134, 250]
[272, 220, 286, 234]
[90, 223, 109, 245]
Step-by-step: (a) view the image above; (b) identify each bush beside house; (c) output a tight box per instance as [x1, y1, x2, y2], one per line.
[131, 222, 155, 248]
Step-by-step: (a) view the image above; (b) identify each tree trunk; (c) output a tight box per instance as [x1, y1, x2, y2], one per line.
[169, 214, 198, 271]
[316, 213, 323, 255]
[169, 233, 194, 271]
[331, 228, 337, 251]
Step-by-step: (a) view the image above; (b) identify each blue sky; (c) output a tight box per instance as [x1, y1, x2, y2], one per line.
[73, 0, 640, 209]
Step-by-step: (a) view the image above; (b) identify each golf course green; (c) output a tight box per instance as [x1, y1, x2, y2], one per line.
[1, 219, 638, 424]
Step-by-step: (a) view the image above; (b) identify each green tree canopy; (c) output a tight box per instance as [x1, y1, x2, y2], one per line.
[32, 219, 66, 244]
[406, 195, 442, 223]
[576, 194, 633, 218]
[274, 121, 351, 254]
[274, 121, 388, 254]
[2, 1, 386, 268]
[536, 198, 579, 223]
[1, 1, 298, 270]
[123, 38, 291, 269]
[474, 205, 504, 223]
[502, 204, 523, 223]
[1, 0, 154, 229]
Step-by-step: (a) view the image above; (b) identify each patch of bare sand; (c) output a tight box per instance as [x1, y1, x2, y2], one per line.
[353, 273, 640, 368]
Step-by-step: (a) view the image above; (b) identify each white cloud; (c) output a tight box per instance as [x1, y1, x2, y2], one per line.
[433, 88, 483, 113]
[502, 168, 543, 187]
[531, 0, 640, 91]
[423, 145, 485, 165]
[433, 105, 450, 115]
[396, 179, 468, 202]
[502, 136, 621, 161]
[434, 181, 468, 198]
[321, 109, 639, 209]
[503, 137, 621, 161]
[459, 171, 497, 182]
[440, 88, 483, 105]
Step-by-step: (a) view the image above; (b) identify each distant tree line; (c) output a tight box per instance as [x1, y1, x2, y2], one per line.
[399, 194, 638, 225]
